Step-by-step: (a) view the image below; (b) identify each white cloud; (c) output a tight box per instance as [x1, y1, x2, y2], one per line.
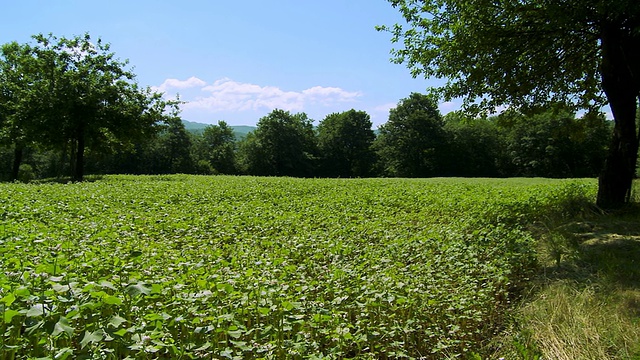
[302, 86, 362, 104]
[155, 77, 362, 114]
[195, 78, 305, 112]
[373, 102, 397, 114]
[153, 76, 207, 93]
[438, 101, 459, 114]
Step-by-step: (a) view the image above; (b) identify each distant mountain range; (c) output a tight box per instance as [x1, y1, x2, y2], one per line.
[182, 120, 256, 139]
[181, 120, 380, 138]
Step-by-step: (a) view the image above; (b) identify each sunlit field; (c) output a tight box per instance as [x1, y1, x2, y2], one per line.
[0, 175, 596, 359]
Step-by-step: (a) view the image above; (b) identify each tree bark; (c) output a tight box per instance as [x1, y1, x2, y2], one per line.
[596, 24, 640, 209]
[73, 125, 85, 182]
[11, 145, 23, 181]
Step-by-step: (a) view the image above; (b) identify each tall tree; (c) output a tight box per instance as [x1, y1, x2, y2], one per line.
[380, 0, 640, 208]
[374, 93, 449, 177]
[0, 41, 46, 180]
[238, 109, 317, 177]
[317, 109, 376, 177]
[443, 112, 504, 177]
[153, 115, 194, 174]
[1, 33, 169, 181]
[197, 120, 237, 174]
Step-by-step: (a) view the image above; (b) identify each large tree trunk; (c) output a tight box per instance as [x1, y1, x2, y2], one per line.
[11, 145, 23, 181]
[73, 125, 85, 182]
[596, 24, 640, 209]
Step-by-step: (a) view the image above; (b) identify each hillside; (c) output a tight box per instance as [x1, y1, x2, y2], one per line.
[181, 120, 255, 139]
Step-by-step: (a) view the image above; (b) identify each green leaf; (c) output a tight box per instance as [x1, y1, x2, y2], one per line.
[194, 341, 211, 351]
[258, 307, 270, 315]
[108, 315, 127, 328]
[52, 316, 75, 337]
[14, 286, 30, 297]
[125, 282, 151, 296]
[150, 283, 163, 294]
[51, 283, 69, 293]
[99, 280, 116, 290]
[113, 328, 128, 337]
[103, 294, 123, 305]
[4, 309, 20, 323]
[230, 340, 251, 351]
[26, 303, 46, 318]
[80, 329, 104, 348]
[54, 347, 74, 360]
[129, 250, 143, 258]
[1, 293, 16, 306]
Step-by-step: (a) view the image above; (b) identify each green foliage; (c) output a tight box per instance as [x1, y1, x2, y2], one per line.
[378, 0, 631, 113]
[0, 175, 597, 358]
[496, 105, 611, 178]
[238, 109, 317, 176]
[317, 109, 376, 177]
[195, 121, 237, 174]
[16, 163, 35, 183]
[374, 93, 450, 177]
[154, 116, 195, 174]
[379, 0, 640, 208]
[0, 33, 171, 181]
[443, 111, 505, 177]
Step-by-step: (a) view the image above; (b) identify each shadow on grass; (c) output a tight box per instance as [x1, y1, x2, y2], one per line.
[540, 209, 640, 289]
[502, 208, 640, 360]
[580, 236, 640, 288]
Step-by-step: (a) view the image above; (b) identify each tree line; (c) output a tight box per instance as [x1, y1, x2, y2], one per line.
[1, 90, 613, 181]
[0, 33, 616, 184]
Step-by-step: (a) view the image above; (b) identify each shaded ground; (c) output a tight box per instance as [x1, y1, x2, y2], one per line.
[513, 209, 640, 359]
[550, 214, 640, 288]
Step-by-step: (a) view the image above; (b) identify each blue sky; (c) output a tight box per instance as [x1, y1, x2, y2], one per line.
[1, 1, 457, 127]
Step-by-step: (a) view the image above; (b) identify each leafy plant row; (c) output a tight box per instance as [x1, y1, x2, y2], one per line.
[0, 175, 596, 359]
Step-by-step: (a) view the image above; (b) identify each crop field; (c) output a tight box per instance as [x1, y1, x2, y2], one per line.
[0, 175, 596, 359]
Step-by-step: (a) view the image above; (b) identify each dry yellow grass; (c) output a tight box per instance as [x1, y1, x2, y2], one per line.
[520, 282, 640, 359]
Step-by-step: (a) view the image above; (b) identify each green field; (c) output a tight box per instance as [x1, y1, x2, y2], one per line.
[0, 175, 596, 359]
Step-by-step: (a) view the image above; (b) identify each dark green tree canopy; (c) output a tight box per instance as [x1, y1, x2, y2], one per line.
[0, 41, 43, 180]
[198, 120, 237, 174]
[381, 0, 640, 207]
[495, 105, 610, 178]
[317, 109, 376, 177]
[0, 33, 170, 181]
[238, 109, 317, 177]
[374, 93, 449, 177]
[381, 0, 638, 112]
[443, 111, 504, 177]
